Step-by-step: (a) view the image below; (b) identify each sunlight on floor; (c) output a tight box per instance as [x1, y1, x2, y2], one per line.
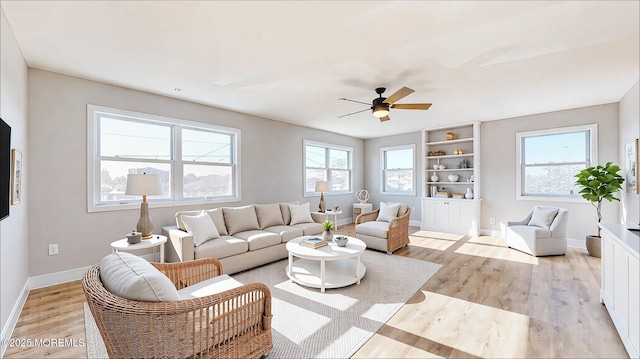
[270, 297, 331, 344]
[455, 236, 540, 265]
[273, 280, 359, 311]
[409, 230, 465, 251]
[386, 291, 530, 358]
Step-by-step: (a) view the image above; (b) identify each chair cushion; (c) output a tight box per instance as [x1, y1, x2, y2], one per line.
[528, 207, 559, 229]
[99, 252, 180, 302]
[289, 202, 314, 225]
[376, 202, 401, 222]
[233, 230, 281, 251]
[223, 205, 260, 235]
[182, 210, 220, 246]
[177, 274, 244, 299]
[255, 203, 284, 229]
[509, 225, 552, 239]
[264, 225, 304, 242]
[194, 235, 248, 260]
[356, 220, 390, 239]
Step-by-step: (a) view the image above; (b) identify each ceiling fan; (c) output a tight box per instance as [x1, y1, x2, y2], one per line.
[338, 86, 432, 122]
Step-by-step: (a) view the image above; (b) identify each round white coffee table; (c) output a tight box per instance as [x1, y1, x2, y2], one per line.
[286, 235, 366, 292]
[110, 234, 167, 263]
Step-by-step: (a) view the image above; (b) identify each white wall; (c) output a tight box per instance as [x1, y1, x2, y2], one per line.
[618, 80, 640, 225]
[27, 69, 364, 277]
[0, 7, 29, 354]
[481, 104, 620, 239]
[364, 131, 422, 223]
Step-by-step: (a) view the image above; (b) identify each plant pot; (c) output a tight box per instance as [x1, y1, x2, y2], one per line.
[586, 235, 601, 258]
[323, 230, 333, 242]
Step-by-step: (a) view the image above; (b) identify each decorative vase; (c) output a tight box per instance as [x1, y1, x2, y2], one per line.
[586, 235, 601, 257]
[323, 230, 333, 242]
[431, 174, 439, 182]
[465, 188, 474, 199]
[448, 174, 459, 182]
[439, 164, 446, 170]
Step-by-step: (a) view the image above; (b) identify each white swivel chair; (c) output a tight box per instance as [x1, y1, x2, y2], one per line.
[506, 206, 568, 257]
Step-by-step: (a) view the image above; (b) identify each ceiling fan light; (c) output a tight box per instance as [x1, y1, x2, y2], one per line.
[372, 104, 389, 118]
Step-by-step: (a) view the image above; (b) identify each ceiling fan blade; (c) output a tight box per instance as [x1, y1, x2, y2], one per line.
[391, 103, 432, 110]
[338, 108, 370, 118]
[338, 97, 371, 106]
[383, 87, 414, 105]
[379, 115, 391, 122]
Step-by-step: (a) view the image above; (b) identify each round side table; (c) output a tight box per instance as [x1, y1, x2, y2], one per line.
[110, 234, 167, 263]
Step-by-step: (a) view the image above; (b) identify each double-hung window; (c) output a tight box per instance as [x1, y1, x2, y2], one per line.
[88, 105, 240, 211]
[516, 124, 597, 200]
[381, 144, 415, 195]
[304, 140, 352, 195]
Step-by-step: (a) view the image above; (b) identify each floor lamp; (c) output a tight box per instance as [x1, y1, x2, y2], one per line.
[315, 180, 329, 213]
[125, 173, 164, 239]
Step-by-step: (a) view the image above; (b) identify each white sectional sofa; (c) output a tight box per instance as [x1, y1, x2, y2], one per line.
[162, 202, 324, 274]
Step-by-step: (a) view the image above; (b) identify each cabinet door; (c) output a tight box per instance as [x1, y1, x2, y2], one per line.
[602, 233, 615, 305]
[630, 255, 639, 354]
[460, 201, 475, 230]
[614, 243, 630, 333]
[447, 201, 461, 228]
[422, 200, 436, 226]
[434, 201, 448, 227]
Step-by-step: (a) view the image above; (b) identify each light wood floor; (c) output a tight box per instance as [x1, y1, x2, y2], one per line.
[4, 225, 629, 358]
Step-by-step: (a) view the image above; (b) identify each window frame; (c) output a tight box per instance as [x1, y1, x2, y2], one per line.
[516, 124, 597, 202]
[380, 144, 416, 196]
[303, 139, 353, 197]
[87, 104, 241, 212]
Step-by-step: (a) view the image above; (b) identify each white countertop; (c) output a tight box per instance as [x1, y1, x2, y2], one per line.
[599, 223, 640, 257]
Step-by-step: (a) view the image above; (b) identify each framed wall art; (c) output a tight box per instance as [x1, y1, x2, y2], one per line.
[11, 149, 22, 205]
[626, 139, 638, 195]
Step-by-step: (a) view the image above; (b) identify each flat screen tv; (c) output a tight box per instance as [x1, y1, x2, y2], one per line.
[0, 117, 10, 221]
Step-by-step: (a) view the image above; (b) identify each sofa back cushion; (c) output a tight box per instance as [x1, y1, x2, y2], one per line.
[176, 208, 228, 236]
[279, 202, 298, 225]
[222, 205, 260, 235]
[255, 203, 284, 229]
[100, 252, 180, 302]
[289, 202, 314, 225]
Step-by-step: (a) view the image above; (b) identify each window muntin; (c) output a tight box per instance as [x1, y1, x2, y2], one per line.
[381, 145, 415, 195]
[517, 124, 596, 200]
[88, 105, 240, 211]
[304, 140, 352, 195]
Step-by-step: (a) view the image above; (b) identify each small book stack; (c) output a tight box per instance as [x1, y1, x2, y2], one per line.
[435, 191, 450, 198]
[299, 237, 328, 249]
[452, 193, 464, 199]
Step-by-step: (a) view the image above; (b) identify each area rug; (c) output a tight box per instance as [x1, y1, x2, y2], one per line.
[85, 251, 441, 358]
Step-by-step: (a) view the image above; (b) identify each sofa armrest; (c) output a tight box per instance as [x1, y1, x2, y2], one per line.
[310, 212, 326, 223]
[356, 209, 379, 225]
[162, 225, 195, 263]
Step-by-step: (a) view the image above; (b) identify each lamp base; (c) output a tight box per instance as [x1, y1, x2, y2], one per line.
[137, 202, 154, 239]
[318, 192, 325, 213]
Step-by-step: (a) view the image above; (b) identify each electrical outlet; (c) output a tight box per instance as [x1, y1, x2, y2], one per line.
[490, 218, 496, 225]
[48, 244, 59, 256]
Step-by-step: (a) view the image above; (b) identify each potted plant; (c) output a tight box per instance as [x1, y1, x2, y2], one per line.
[574, 162, 625, 257]
[322, 220, 334, 242]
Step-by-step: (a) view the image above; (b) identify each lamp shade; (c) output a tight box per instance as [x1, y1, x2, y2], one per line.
[372, 104, 389, 118]
[315, 181, 329, 193]
[125, 174, 164, 196]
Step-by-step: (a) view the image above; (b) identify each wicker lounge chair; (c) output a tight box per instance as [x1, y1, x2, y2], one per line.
[83, 257, 273, 359]
[355, 203, 411, 254]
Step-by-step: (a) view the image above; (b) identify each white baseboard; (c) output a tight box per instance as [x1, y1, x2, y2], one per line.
[1, 281, 29, 358]
[28, 265, 93, 290]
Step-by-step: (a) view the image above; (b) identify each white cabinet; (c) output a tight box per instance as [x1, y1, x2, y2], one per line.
[421, 198, 476, 235]
[352, 203, 373, 223]
[600, 224, 640, 359]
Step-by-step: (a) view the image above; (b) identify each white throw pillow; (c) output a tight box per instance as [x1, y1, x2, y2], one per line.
[99, 252, 180, 302]
[289, 202, 314, 225]
[182, 210, 220, 246]
[376, 202, 401, 222]
[528, 207, 559, 229]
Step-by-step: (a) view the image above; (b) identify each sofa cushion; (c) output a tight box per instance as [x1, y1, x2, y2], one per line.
[194, 236, 248, 260]
[177, 274, 244, 300]
[291, 222, 323, 236]
[175, 208, 228, 236]
[99, 252, 180, 302]
[376, 202, 401, 222]
[356, 220, 390, 239]
[264, 225, 304, 242]
[222, 205, 260, 235]
[255, 203, 284, 229]
[289, 202, 314, 225]
[182, 210, 220, 247]
[528, 207, 558, 229]
[233, 230, 281, 251]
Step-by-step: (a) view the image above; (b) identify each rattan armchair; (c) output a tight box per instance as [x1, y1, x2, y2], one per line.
[355, 205, 411, 254]
[83, 257, 273, 359]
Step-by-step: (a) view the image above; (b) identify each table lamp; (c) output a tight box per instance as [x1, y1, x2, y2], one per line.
[125, 173, 164, 239]
[315, 180, 329, 213]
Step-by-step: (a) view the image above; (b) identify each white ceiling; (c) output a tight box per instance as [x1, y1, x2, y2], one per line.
[2, 1, 638, 139]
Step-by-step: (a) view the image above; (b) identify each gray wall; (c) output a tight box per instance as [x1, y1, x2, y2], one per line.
[363, 131, 422, 223]
[619, 80, 640, 225]
[0, 8, 29, 348]
[481, 104, 620, 239]
[27, 69, 364, 277]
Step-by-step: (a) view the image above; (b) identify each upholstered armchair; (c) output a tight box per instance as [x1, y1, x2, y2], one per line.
[83, 254, 272, 359]
[506, 206, 569, 257]
[355, 202, 411, 254]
